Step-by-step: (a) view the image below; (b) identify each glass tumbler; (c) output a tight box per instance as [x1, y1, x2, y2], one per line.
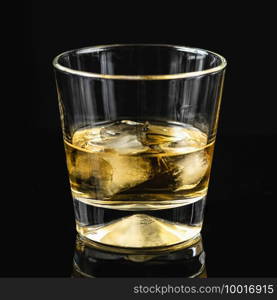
[53, 44, 226, 250]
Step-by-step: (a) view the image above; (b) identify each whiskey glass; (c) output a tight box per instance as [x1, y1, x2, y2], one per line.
[53, 44, 226, 250]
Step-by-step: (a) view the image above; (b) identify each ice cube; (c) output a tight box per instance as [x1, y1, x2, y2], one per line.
[72, 151, 151, 198]
[70, 152, 152, 198]
[71, 121, 152, 197]
[98, 121, 152, 195]
[100, 121, 148, 155]
[173, 150, 209, 191]
[104, 134, 148, 155]
[160, 126, 208, 154]
[72, 127, 104, 153]
[102, 152, 152, 196]
[100, 120, 143, 140]
[74, 152, 112, 184]
[138, 122, 190, 146]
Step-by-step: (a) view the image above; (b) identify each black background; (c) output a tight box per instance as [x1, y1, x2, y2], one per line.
[2, 1, 276, 277]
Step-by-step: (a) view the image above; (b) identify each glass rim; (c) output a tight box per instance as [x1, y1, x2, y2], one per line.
[53, 43, 227, 80]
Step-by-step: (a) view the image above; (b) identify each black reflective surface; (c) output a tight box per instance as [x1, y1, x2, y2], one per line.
[73, 234, 206, 278]
[2, 131, 276, 277]
[8, 0, 276, 278]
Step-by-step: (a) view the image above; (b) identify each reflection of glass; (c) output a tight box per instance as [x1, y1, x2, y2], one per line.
[72, 234, 206, 277]
[53, 44, 226, 249]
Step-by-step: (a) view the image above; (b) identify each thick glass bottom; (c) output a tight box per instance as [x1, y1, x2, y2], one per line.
[74, 196, 206, 249]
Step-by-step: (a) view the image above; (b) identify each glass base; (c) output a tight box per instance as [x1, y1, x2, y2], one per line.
[74, 196, 206, 249]
[72, 234, 206, 277]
